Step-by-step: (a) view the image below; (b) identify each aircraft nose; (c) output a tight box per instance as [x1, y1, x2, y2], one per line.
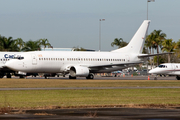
[148, 69, 153, 74]
[5, 60, 16, 71]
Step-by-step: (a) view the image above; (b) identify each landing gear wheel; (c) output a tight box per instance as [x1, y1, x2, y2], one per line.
[86, 74, 94, 79]
[176, 76, 180, 80]
[0, 76, 3, 78]
[7, 74, 11, 78]
[69, 75, 76, 79]
[20, 75, 25, 78]
[45, 76, 49, 79]
[154, 77, 157, 80]
[0, 73, 5, 78]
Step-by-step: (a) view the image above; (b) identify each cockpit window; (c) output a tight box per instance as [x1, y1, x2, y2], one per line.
[158, 65, 167, 68]
[13, 55, 24, 60]
[13, 56, 24, 60]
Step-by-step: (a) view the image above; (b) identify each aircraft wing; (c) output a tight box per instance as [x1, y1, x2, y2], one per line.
[138, 52, 173, 58]
[84, 62, 142, 68]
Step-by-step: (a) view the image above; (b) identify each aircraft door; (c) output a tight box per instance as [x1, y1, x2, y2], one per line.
[171, 64, 175, 74]
[125, 55, 130, 62]
[31, 54, 37, 65]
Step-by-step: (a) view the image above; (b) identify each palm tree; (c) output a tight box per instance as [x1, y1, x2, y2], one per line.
[145, 33, 155, 54]
[39, 38, 51, 51]
[151, 30, 167, 66]
[0, 35, 18, 51]
[173, 39, 180, 61]
[145, 33, 156, 69]
[0, 35, 5, 50]
[14, 38, 25, 51]
[22, 40, 41, 51]
[161, 39, 175, 63]
[111, 38, 128, 48]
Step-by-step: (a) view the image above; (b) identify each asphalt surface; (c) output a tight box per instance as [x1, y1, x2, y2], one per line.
[1, 86, 180, 91]
[10, 75, 179, 80]
[1, 107, 180, 120]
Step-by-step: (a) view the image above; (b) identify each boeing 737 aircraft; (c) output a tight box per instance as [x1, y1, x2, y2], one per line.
[149, 63, 180, 80]
[5, 20, 153, 79]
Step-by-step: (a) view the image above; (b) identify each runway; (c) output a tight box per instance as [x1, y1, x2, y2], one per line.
[2, 107, 180, 120]
[1, 86, 180, 91]
[23, 75, 178, 80]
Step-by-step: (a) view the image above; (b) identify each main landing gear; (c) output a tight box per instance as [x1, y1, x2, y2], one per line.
[69, 75, 76, 79]
[176, 76, 180, 80]
[154, 76, 157, 80]
[68, 74, 94, 79]
[86, 74, 94, 79]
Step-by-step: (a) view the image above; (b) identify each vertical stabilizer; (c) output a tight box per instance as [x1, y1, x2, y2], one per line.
[111, 20, 150, 54]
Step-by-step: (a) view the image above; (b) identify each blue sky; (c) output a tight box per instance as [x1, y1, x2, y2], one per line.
[0, 0, 179, 51]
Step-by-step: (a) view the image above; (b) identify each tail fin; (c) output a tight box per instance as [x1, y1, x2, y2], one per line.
[111, 20, 150, 54]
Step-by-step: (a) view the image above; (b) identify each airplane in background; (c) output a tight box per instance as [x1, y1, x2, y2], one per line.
[0, 52, 38, 78]
[149, 63, 180, 80]
[5, 20, 169, 79]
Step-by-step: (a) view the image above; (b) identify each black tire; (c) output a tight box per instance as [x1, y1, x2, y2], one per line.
[69, 75, 76, 79]
[86, 74, 94, 79]
[7, 74, 11, 78]
[176, 76, 180, 80]
[20, 75, 24, 78]
[0, 75, 4, 78]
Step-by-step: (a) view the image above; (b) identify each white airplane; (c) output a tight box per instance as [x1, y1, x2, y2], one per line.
[149, 63, 180, 80]
[5, 20, 155, 79]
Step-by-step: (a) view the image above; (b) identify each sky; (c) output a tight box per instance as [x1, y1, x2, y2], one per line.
[0, 0, 180, 51]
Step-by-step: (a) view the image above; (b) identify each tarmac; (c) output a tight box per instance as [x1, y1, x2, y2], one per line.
[1, 107, 180, 120]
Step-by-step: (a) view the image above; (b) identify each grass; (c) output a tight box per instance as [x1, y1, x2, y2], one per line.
[0, 79, 180, 109]
[0, 79, 180, 88]
[0, 89, 180, 108]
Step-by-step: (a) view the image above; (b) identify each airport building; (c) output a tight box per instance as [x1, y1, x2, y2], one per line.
[42, 48, 95, 51]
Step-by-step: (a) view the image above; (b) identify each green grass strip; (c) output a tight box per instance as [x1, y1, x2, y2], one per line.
[0, 89, 180, 108]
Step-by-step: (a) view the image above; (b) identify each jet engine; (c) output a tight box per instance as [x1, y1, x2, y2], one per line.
[70, 66, 89, 77]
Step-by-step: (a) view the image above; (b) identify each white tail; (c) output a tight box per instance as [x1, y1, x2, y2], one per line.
[111, 20, 150, 54]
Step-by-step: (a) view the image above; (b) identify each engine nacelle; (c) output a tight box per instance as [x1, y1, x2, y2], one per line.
[70, 66, 89, 77]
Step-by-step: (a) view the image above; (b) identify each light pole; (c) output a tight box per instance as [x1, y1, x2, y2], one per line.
[99, 19, 105, 51]
[147, 0, 155, 20]
[147, 0, 155, 72]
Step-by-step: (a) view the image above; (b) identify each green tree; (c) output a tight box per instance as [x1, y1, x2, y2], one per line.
[14, 38, 25, 51]
[145, 33, 156, 54]
[153, 55, 166, 66]
[39, 38, 51, 51]
[0, 35, 5, 50]
[0, 35, 18, 51]
[161, 39, 175, 63]
[22, 40, 41, 51]
[111, 38, 128, 48]
[171, 39, 180, 62]
[151, 30, 167, 66]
